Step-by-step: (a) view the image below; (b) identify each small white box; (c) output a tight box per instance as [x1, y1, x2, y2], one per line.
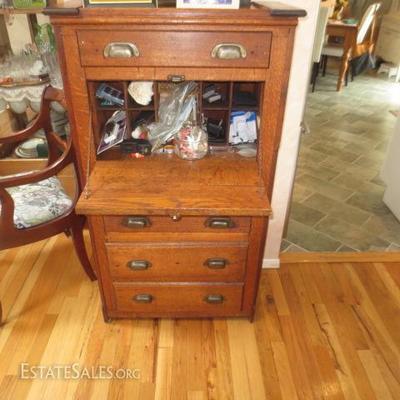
[176, 0, 239, 9]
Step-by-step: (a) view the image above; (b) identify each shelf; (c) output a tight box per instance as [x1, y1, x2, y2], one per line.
[203, 105, 230, 111]
[127, 107, 155, 111]
[77, 153, 270, 216]
[231, 106, 259, 111]
[90, 79, 263, 151]
[95, 106, 123, 111]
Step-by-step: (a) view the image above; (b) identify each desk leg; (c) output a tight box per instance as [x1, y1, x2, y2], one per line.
[337, 50, 350, 91]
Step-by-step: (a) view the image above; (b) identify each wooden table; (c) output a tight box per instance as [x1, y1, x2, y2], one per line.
[326, 20, 358, 91]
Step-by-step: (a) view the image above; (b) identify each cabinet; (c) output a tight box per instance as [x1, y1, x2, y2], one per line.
[381, 116, 400, 222]
[48, 4, 304, 320]
[376, 13, 400, 65]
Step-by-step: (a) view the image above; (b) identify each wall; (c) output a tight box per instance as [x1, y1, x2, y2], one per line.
[263, 0, 320, 268]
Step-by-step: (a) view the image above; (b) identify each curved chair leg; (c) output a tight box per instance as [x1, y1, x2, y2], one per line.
[0, 301, 2, 325]
[70, 217, 97, 281]
[322, 55, 328, 77]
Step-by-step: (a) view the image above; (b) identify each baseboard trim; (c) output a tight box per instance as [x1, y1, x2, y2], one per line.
[262, 258, 281, 269]
[280, 252, 400, 263]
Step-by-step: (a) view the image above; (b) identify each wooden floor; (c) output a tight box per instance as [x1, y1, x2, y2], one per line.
[0, 234, 399, 399]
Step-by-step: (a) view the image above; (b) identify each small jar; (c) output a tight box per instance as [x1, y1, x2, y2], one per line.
[175, 124, 208, 161]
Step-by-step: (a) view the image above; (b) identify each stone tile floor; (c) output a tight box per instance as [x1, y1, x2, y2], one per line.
[283, 69, 400, 252]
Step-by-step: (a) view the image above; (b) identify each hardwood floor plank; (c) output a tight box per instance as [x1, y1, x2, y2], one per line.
[385, 263, 400, 289]
[271, 341, 299, 400]
[277, 270, 321, 399]
[373, 263, 400, 309]
[154, 347, 173, 400]
[187, 390, 207, 400]
[0, 241, 46, 321]
[329, 263, 361, 305]
[0, 237, 399, 399]
[358, 349, 394, 400]
[267, 271, 291, 316]
[158, 319, 174, 349]
[369, 351, 400, 399]
[0, 375, 17, 400]
[254, 279, 283, 400]
[346, 264, 400, 367]
[227, 318, 268, 400]
[313, 303, 362, 400]
[351, 305, 400, 388]
[212, 320, 234, 400]
[325, 303, 377, 400]
[298, 263, 324, 304]
[354, 263, 400, 345]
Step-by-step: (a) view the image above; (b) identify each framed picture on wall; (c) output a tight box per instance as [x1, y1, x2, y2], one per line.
[176, 0, 240, 9]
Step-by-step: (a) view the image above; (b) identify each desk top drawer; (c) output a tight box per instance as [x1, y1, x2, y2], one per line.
[104, 215, 251, 242]
[78, 30, 271, 68]
[113, 283, 243, 316]
[107, 243, 247, 282]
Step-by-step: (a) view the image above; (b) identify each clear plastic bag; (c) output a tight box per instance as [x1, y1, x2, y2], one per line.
[148, 81, 198, 151]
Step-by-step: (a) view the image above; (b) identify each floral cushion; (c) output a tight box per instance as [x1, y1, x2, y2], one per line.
[1, 176, 73, 229]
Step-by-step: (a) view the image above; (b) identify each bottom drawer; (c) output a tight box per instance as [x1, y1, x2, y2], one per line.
[113, 283, 243, 315]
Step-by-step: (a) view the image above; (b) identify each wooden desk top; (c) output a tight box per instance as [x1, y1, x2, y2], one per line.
[44, 0, 306, 20]
[77, 154, 271, 216]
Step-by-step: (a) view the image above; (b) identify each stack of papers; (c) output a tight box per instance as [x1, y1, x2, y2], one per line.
[229, 111, 257, 144]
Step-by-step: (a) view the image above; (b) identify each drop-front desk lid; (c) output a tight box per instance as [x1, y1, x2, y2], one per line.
[76, 154, 271, 216]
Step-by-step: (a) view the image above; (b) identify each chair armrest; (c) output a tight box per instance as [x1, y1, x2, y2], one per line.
[0, 139, 73, 189]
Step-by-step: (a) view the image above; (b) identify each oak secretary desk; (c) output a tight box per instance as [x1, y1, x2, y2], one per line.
[47, 3, 305, 321]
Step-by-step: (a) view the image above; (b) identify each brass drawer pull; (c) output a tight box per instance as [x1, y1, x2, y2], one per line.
[211, 43, 247, 60]
[133, 294, 153, 303]
[204, 258, 228, 269]
[123, 216, 151, 229]
[127, 260, 151, 270]
[104, 42, 140, 58]
[204, 294, 224, 304]
[205, 217, 235, 229]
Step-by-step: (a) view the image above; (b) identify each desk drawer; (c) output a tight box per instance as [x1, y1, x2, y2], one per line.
[78, 30, 271, 68]
[113, 283, 243, 315]
[107, 243, 247, 282]
[104, 216, 251, 242]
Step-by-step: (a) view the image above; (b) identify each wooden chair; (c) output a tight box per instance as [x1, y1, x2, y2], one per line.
[321, 3, 381, 86]
[0, 86, 96, 324]
[310, 5, 331, 92]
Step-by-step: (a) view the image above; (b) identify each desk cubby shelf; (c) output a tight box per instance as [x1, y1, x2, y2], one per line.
[88, 79, 263, 159]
